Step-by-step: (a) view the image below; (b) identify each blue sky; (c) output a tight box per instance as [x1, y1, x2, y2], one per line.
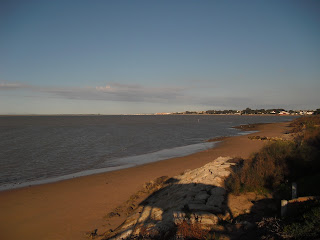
[0, 0, 319, 114]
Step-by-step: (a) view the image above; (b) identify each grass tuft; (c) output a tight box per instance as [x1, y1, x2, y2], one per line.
[176, 220, 211, 240]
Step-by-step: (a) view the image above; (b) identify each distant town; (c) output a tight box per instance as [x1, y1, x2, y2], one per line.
[155, 108, 320, 116]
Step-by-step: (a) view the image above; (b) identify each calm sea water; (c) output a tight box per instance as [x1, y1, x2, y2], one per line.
[0, 115, 296, 190]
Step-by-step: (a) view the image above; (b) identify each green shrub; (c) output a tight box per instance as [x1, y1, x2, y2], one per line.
[283, 201, 320, 239]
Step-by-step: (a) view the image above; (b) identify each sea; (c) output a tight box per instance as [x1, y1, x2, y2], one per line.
[0, 115, 296, 190]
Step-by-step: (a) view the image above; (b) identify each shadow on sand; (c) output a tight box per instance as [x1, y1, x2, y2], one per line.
[102, 166, 280, 239]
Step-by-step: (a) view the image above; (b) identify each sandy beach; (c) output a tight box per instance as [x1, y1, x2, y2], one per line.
[0, 121, 291, 240]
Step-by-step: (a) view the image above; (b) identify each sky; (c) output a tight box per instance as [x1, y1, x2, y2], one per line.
[0, 0, 319, 114]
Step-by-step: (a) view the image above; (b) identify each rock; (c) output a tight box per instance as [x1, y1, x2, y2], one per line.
[238, 221, 255, 230]
[138, 206, 152, 223]
[212, 177, 223, 186]
[210, 187, 226, 196]
[174, 211, 219, 226]
[173, 211, 186, 219]
[193, 212, 219, 225]
[218, 170, 231, 177]
[232, 210, 240, 218]
[188, 203, 221, 213]
[219, 212, 231, 221]
[194, 191, 210, 201]
[151, 207, 163, 221]
[106, 212, 120, 218]
[108, 156, 235, 239]
[119, 218, 137, 230]
[110, 229, 133, 240]
[190, 200, 207, 205]
[200, 218, 217, 225]
[88, 229, 97, 239]
[206, 195, 224, 208]
[156, 220, 175, 234]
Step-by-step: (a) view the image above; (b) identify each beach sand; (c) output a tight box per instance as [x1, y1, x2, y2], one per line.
[0, 121, 291, 240]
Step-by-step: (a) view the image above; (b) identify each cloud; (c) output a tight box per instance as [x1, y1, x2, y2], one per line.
[3, 80, 316, 111]
[96, 85, 112, 91]
[0, 81, 269, 109]
[0, 81, 209, 106]
[95, 83, 142, 92]
[0, 82, 29, 90]
[3, 81, 187, 104]
[83, 83, 185, 103]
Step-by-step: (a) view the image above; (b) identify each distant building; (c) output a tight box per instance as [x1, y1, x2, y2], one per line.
[279, 111, 290, 115]
[299, 110, 314, 115]
[155, 112, 171, 115]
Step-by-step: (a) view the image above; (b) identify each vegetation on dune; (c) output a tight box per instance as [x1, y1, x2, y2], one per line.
[226, 115, 320, 239]
[176, 221, 211, 240]
[226, 115, 320, 196]
[313, 108, 320, 115]
[226, 140, 296, 194]
[282, 200, 320, 239]
[290, 115, 320, 133]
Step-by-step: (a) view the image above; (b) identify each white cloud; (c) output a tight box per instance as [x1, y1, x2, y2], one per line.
[0, 81, 265, 109]
[2, 80, 317, 111]
[0, 82, 29, 90]
[0, 81, 186, 104]
[96, 85, 112, 91]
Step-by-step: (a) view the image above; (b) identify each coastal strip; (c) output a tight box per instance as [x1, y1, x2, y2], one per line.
[0, 121, 291, 240]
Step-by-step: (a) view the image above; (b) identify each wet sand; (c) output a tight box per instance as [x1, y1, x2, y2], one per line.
[0, 121, 291, 240]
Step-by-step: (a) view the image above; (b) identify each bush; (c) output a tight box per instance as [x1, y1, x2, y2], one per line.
[290, 126, 320, 180]
[283, 200, 320, 239]
[227, 116, 320, 195]
[226, 141, 295, 194]
[297, 174, 320, 197]
[256, 201, 320, 239]
[290, 115, 320, 133]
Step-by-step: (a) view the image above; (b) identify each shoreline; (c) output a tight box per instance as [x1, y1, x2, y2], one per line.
[0, 141, 217, 192]
[0, 121, 292, 240]
[0, 122, 264, 192]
